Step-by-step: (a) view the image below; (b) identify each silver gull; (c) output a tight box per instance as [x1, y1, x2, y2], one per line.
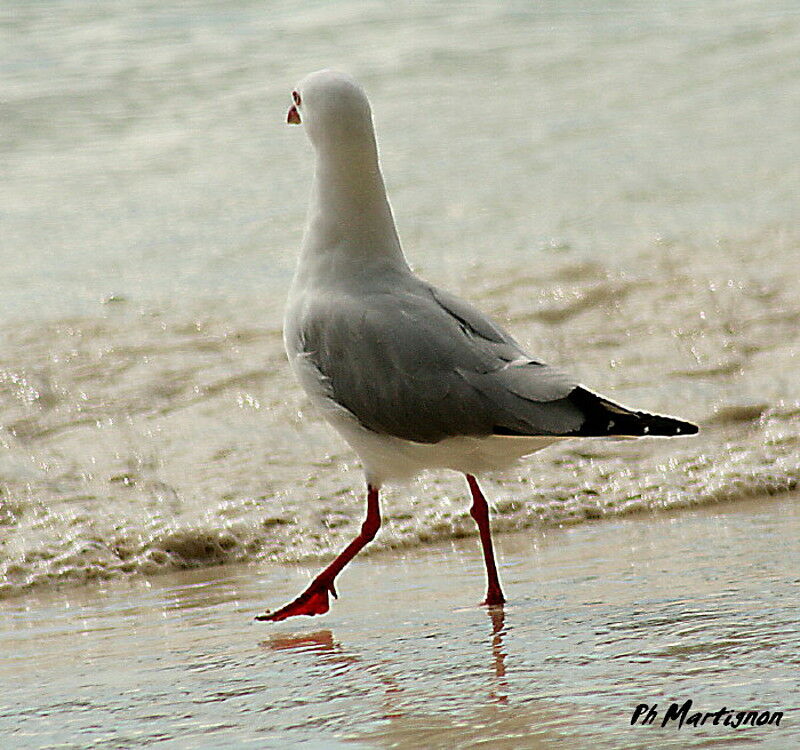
[257, 70, 697, 622]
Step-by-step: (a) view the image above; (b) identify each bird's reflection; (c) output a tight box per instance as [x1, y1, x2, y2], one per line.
[487, 604, 509, 703]
[261, 629, 403, 718]
[260, 606, 512, 708]
[265, 629, 339, 655]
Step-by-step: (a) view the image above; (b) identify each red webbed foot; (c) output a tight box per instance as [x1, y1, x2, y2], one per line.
[256, 581, 338, 622]
[257, 485, 380, 622]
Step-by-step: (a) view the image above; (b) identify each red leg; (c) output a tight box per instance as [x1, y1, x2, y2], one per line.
[466, 474, 506, 606]
[257, 485, 381, 622]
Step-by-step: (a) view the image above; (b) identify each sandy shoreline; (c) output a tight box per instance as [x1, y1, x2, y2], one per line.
[2, 491, 798, 748]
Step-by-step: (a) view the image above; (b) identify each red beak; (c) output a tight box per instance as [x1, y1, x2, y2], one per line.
[287, 105, 301, 125]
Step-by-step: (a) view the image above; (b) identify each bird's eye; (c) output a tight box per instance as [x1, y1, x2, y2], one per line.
[292, 91, 301, 106]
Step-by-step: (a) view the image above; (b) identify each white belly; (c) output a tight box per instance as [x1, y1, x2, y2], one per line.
[332, 416, 560, 486]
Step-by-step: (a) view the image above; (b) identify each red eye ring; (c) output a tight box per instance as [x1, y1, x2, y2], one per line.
[292, 91, 301, 106]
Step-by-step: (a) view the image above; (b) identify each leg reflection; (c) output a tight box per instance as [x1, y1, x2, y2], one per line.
[488, 605, 509, 703]
[261, 630, 403, 718]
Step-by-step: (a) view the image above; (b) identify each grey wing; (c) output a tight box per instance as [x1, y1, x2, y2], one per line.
[292, 283, 589, 443]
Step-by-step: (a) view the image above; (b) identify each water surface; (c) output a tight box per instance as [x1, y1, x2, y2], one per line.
[2, 494, 797, 748]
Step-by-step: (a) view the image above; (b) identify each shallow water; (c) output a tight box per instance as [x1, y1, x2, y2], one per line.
[2, 494, 798, 748]
[1, 1, 799, 596]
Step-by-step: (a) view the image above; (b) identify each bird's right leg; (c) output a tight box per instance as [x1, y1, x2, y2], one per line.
[466, 474, 506, 607]
[256, 485, 381, 622]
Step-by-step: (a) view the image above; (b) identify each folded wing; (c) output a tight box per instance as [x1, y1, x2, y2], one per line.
[292, 283, 696, 443]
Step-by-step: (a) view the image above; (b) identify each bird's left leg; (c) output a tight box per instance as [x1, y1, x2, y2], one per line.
[465, 474, 506, 606]
[257, 484, 381, 622]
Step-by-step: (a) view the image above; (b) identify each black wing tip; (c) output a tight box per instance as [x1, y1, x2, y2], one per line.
[491, 392, 699, 439]
[667, 417, 699, 436]
[568, 387, 699, 438]
[570, 412, 699, 438]
[628, 413, 699, 437]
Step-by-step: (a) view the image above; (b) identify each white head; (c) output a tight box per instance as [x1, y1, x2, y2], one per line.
[287, 71, 406, 269]
[286, 70, 377, 160]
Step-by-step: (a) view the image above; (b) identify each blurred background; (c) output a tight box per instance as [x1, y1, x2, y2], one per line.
[2, 3, 800, 748]
[1, 0, 798, 595]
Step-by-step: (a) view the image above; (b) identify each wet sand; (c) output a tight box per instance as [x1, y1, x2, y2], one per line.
[2, 492, 797, 749]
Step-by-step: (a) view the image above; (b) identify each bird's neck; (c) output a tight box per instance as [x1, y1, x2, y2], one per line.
[298, 140, 410, 281]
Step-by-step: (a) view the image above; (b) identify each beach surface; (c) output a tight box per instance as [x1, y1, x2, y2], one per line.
[3, 492, 797, 749]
